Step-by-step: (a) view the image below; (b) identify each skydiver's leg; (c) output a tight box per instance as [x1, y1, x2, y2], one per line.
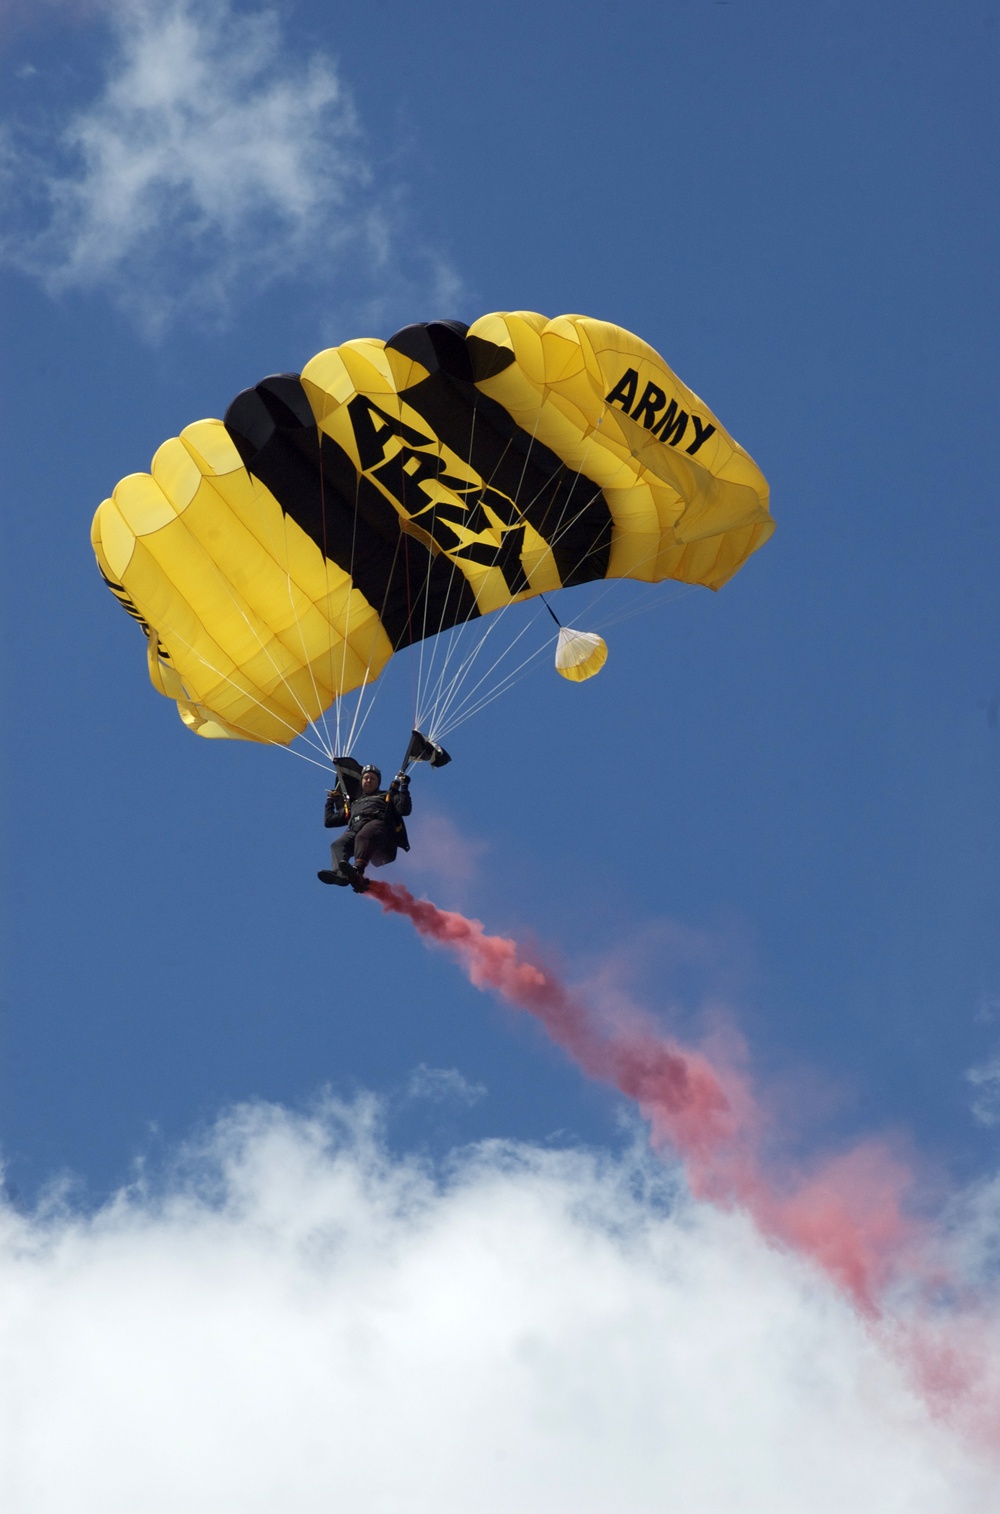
[352, 821, 391, 873]
[365, 835, 397, 869]
[318, 831, 358, 886]
[330, 832, 355, 871]
[329, 835, 352, 872]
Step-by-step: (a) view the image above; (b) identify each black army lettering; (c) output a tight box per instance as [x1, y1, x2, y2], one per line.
[604, 368, 716, 456]
[347, 394, 532, 593]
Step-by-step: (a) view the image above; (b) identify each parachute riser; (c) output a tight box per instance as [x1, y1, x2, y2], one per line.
[400, 727, 452, 775]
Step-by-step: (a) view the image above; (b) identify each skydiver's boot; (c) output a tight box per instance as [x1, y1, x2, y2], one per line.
[343, 859, 370, 894]
[317, 869, 351, 886]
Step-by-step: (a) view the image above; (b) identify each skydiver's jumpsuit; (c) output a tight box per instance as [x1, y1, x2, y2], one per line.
[325, 784, 412, 875]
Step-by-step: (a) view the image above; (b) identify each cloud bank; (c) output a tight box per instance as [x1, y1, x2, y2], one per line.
[3, 1098, 996, 1513]
[2, 0, 460, 333]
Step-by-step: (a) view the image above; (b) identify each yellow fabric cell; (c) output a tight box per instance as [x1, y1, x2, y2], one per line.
[299, 348, 356, 418]
[94, 497, 136, 580]
[138, 518, 297, 687]
[115, 539, 241, 705]
[541, 324, 587, 383]
[493, 313, 546, 386]
[179, 418, 246, 479]
[151, 437, 203, 515]
[176, 477, 332, 650]
[113, 473, 178, 538]
[519, 521, 562, 594]
[196, 466, 344, 615]
[337, 340, 398, 398]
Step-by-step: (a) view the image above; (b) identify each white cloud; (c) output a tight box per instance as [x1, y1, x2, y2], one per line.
[2, 1098, 996, 1513]
[2, 0, 460, 333]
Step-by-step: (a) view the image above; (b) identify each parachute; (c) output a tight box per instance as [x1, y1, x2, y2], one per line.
[92, 313, 772, 761]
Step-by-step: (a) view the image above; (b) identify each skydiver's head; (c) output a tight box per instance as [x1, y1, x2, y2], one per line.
[361, 764, 381, 793]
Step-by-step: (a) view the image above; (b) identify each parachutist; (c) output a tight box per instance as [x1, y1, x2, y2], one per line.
[317, 758, 411, 891]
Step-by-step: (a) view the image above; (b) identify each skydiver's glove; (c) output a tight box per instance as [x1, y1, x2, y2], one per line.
[396, 771, 410, 786]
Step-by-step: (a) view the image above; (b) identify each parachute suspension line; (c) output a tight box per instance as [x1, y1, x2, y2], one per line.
[334, 460, 364, 757]
[427, 336, 655, 739]
[413, 397, 486, 733]
[340, 513, 407, 759]
[433, 489, 616, 739]
[421, 406, 620, 743]
[407, 379, 669, 747]
[417, 410, 543, 740]
[411, 410, 479, 736]
[242, 734, 343, 772]
[403, 525, 417, 726]
[411, 404, 473, 725]
[421, 613, 523, 738]
[565, 539, 698, 631]
[430, 609, 552, 739]
[432, 624, 558, 739]
[422, 427, 597, 739]
[416, 397, 545, 739]
[587, 579, 696, 633]
[413, 392, 491, 731]
[314, 425, 335, 759]
[421, 407, 548, 729]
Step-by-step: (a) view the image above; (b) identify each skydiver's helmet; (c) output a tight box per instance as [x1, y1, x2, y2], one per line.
[361, 764, 381, 784]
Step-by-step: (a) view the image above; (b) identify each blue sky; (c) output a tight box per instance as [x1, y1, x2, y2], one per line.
[2, 1, 999, 1506]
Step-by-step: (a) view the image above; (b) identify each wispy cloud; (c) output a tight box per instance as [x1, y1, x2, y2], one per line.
[968, 1055, 1000, 1127]
[407, 1063, 487, 1107]
[2, 0, 461, 334]
[2, 1098, 994, 1511]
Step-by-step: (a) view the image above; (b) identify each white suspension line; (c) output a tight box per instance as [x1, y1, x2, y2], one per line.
[340, 521, 409, 758]
[267, 482, 335, 759]
[334, 463, 364, 756]
[417, 426, 605, 736]
[419, 586, 545, 735]
[433, 634, 558, 740]
[426, 610, 547, 738]
[413, 400, 486, 720]
[412, 397, 501, 726]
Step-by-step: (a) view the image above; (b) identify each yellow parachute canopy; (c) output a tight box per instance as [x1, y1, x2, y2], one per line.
[92, 313, 773, 746]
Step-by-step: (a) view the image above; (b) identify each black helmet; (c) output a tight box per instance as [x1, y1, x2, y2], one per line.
[361, 763, 381, 782]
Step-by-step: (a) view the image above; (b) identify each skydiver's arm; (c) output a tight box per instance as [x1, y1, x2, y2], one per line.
[389, 773, 412, 817]
[324, 790, 349, 827]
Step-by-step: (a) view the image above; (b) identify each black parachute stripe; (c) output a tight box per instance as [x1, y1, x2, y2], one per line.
[223, 374, 479, 650]
[387, 321, 614, 589]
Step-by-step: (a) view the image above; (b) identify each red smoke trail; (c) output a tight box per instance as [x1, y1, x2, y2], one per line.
[367, 879, 1000, 1445]
[367, 880, 915, 1315]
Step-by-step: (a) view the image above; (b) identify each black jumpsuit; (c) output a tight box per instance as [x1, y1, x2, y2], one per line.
[325, 784, 411, 874]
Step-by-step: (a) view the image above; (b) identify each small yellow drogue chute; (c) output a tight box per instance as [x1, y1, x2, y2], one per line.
[92, 313, 772, 759]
